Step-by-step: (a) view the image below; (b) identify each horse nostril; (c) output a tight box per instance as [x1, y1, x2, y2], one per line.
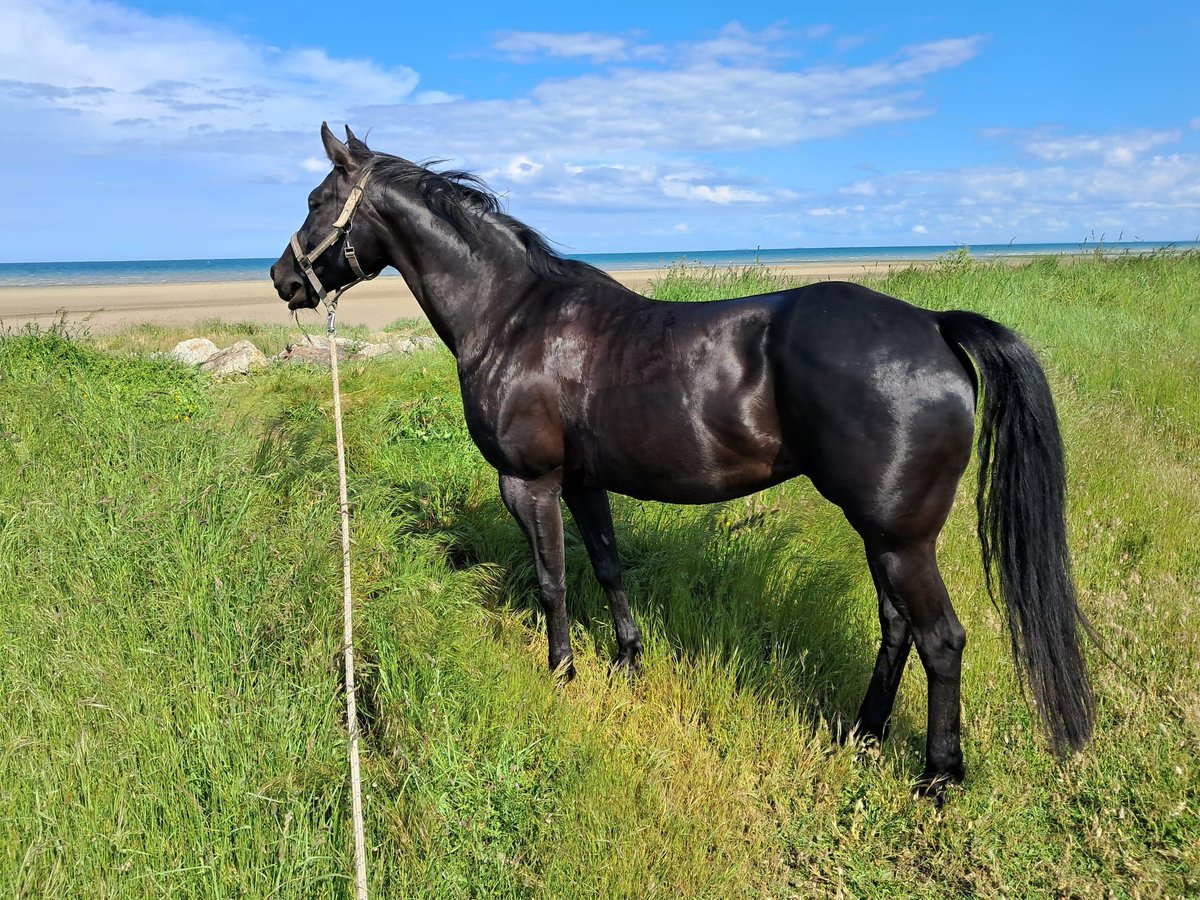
[275, 273, 304, 302]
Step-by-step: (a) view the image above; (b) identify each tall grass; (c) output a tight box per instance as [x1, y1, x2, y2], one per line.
[2, 253, 1198, 897]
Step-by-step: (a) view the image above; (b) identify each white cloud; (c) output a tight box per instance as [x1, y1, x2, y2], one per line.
[475, 158, 785, 211]
[789, 130, 1200, 244]
[412, 90, 459, 105]
[16, 1, 1186, 256]
[337, 28, 983, 219]
[355, 35, 983, 164]
[807, 204, 866, 217]
[505, 155, 543, 181]
[2, 0, 985, 216]
[685, 21, 796, 64]
[0, 0, 419, 160]
[494, 30, 664, 64]
[1010, 128, 1180, 167]
[839, 180, 878, 197]
[661, 179, 769, 204]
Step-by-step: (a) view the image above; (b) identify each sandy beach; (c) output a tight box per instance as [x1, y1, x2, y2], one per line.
[0, 261, 908, 334]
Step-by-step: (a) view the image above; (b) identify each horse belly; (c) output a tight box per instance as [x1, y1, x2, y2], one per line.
[575, 381, 795, 503]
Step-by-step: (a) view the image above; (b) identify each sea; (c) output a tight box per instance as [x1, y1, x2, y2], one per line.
[0, 241, 1194, 288]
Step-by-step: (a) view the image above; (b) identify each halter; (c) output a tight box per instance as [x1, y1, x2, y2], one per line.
[289, 167, 378, 331]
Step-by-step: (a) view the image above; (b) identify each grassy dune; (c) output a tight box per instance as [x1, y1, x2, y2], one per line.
[2, 253, 1198, 897]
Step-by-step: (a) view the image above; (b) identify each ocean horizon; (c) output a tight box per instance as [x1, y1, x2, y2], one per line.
[0, 240, 1195, 288]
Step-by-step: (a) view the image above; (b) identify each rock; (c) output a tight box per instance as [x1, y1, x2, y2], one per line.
[274, 333, 439, 367]
[276, 344, 346, 366]
[200, 340, 268, 377]
[355, 342, 393, 359]
[169, 338, 220, 366]
[390, 336, 437, 354]
[294, 334, 358, 351]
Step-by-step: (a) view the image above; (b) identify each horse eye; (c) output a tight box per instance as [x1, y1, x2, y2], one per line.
[308, 199, 321, 212]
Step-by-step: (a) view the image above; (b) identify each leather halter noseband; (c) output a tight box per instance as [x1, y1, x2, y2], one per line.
[289, 168, 378, 313]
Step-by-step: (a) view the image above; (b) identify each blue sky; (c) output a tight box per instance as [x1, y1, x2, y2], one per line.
[1, 0, 1198, 261]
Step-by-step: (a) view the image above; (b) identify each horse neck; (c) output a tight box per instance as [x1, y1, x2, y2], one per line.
[372, 187, 538, 358]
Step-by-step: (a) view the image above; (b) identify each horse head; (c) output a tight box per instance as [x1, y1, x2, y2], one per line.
[270, 123, 384, 310]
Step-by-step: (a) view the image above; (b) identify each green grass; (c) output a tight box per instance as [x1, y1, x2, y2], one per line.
[2, 253, 1198, 897]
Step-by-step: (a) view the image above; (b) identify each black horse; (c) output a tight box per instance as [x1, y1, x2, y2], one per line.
[271, 124, 1093, 795]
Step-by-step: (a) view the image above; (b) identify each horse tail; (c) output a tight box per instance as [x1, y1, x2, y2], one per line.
[937, 309, 1094, 754]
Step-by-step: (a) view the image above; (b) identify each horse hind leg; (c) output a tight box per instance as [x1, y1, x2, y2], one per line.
[563, 486, 644, 673]
[854, 554, 915, 744]
[841, 468, 969, 797]
[800, 390, 973, 797]
[865, 541, 967, 797]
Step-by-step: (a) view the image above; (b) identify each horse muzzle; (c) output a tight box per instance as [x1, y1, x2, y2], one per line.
[269, 261, 315, 309]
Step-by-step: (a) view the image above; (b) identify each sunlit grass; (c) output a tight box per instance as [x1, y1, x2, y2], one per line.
[2, 253, 1197, 896]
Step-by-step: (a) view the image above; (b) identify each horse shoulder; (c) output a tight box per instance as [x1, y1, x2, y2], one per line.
[456, 331, 570, 478]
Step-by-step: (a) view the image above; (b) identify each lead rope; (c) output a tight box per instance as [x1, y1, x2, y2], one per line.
[324, 297, 370, 900]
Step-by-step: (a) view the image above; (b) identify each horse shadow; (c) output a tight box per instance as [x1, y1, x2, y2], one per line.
[392, 476, 924, 750]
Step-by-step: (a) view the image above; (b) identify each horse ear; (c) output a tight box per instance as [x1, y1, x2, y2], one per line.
[344, 125, 372, 161]
[321, 121, 356, 171]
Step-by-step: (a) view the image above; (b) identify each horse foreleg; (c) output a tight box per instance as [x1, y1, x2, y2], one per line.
[499, 471, 574, 679]
[563, 486, 644, 674]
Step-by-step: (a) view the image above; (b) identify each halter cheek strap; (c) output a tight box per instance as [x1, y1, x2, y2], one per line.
[289, 169, 378, 329]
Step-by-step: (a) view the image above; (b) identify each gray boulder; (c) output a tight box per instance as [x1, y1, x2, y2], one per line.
[292, 334, 359, 352]
[276, 344, 346, 366]
[169, 338, 219, 366]
[354, 342, 393, 359]
[274, 333, 439, 367]
[201, 340, 268, 377]
[385, 336, 437, 354]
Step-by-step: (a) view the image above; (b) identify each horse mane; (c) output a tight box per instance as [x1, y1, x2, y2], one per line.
[365, 153, 620, 288]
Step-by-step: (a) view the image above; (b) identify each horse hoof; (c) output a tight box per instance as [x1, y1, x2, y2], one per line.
[609, 652, 642, 680]
[912, 765, 965, 806]
[551, 658, 576, 682]
[842, 719, 887, 748]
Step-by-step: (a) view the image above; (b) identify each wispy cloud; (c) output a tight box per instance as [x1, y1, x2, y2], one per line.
[473, 158, 789, 211]
[780, 129, 1200, 244]
[993, 127, 1182, 166]
[0, 0, 419, 163]
[2, 0, 983, 211]
[354, 35, 984, 169]
[494, 30, 665, 64]
[683, 21, 797, 64]
[13, 0, 1186, 257]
